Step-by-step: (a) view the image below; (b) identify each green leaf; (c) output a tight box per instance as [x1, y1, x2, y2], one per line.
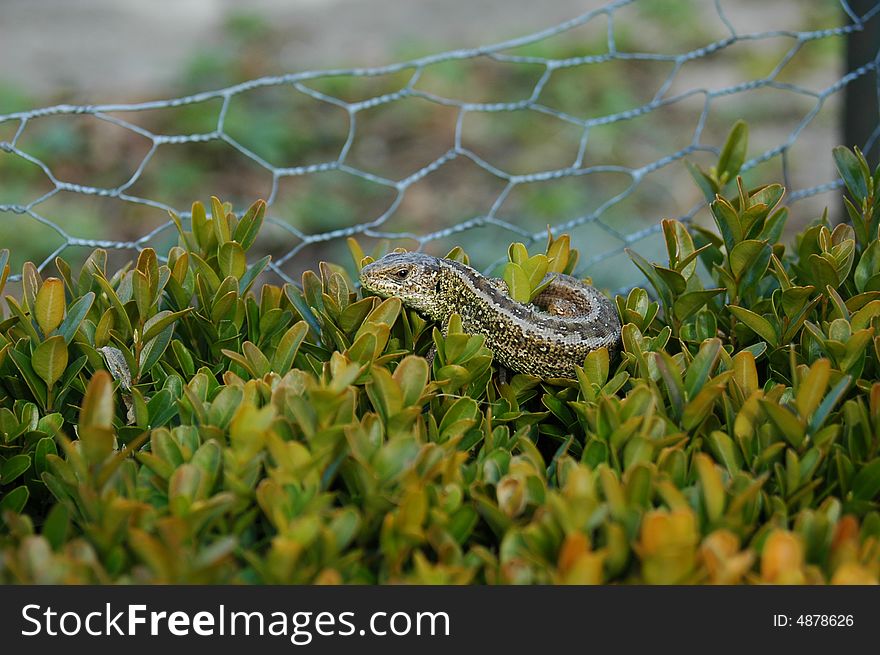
[760, 401, 806, 448]
[807, 375, 851, 434]
[1, 454, 31, 485]
[34, 437, 58, 476]
[218, 241, 247, 280]
[730, 350, 756, 397]
[21, 261, 41, 314]
[393, 355, 429, 407]
[717, 120, 748, 183]
[757, 207, 788, 244]
[210, 290, 238, 325]
[851, 458, 880, 501]
[221, 348, 257, 378]
[81, 370, 115, 429]
[748, 184, 784, 213]
[685, 338, 722, 398]
[502, 262, 531, 303]
[439, 397, 479, 442]
[211, 196, 231, 244]
[780, 286, 815, 319]
[146, 389, 177, 428]
[0, 486, 29, 514]
[169, 463, 202, 515]
[190, 200, 211, 251]
[140, 308, 192, 344]
[662, 218, 697, 277]
[833, 145, 868, 203]
[191, 441, 221, 498]
[57, 354, 87, 393]
[685, 160, 718, 202]
[808, 253, 842, 289]
[32, 335, 69, 388]
[825, 286, 850, 321]
[271, 321, 309, 374]
[0, 249, 9, 296]
[655, 352, 684, 419]
[707, 431, 741, 474]
[34, 277, 65, 336]
[521, 255, 550, 293]
[626, 248, 672, 310]
[42, 503, 70, 550]
[583, 347, 610, 387]
[546, 234, 571, 273]
[93, 274, 133, 339]
[508, 242, 528, 265]
[57, 292, 95, 344]
[8, 347, 48, 408]
[136, 248, 160, 291]
[695, 453, 726, 522]
[710, 197, 742, 251]
[855, 240, 880, 293]
[852, 300, 880, 330]
[188, 252, 221, 293]
[727, 305, 778, 346]
[781, 295, 822, 344]
[242, 341, 270, 378]
[5, 295, 40, 342]
[729, 240, 770, 284]
[284, 283, 321, 335]
[239, 255, 271, 295]
[139, 321, 174, 376]
[673, 288, 724, 322]
[653, 266, 687, 296]
[132, 269, 152, 319]
[233, 199, 266, 251]
[795, 358, 830, 420]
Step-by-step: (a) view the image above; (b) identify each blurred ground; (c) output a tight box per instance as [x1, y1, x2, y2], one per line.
[0, 0, 596, 100]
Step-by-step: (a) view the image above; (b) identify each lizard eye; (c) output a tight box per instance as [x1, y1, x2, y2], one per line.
[395, 268, 409, 279]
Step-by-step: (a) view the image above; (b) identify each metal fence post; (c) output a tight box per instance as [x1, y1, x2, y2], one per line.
[844, 0, 880, 165]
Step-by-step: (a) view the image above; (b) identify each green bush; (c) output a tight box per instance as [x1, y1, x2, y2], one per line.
[0, 125, 878, 584]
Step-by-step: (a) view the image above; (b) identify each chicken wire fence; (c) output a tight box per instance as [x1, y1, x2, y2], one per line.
[0, 0, 879, 292]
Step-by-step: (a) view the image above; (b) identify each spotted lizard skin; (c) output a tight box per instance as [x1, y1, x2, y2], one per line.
[359, 252, 622, 378]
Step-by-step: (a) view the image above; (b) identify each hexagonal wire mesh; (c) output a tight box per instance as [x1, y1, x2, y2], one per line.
[0, 0, 878, 293]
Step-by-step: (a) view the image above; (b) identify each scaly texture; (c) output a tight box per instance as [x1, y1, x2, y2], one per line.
[359, 252, 621, 378]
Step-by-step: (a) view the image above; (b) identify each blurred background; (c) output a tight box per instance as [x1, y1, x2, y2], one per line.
[0, 0, 878, 290]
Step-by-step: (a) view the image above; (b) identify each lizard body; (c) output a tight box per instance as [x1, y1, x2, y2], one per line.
[359, 252, 621, 378]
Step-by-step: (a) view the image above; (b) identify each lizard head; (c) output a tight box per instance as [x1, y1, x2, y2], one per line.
[359, 252, 445, 319]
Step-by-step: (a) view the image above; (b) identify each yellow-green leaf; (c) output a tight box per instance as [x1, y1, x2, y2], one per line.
[547, 234, 570, 273]
[795, 358, 830, 420]
[219, 241, 247, 280]
[211, 195, 231, 244]
[79, 371, 116, 464]
[695, 453, 726, 522]
[393, 355, 429, 407]
[132, 269, 153, 319]
[32, 336, 68, 388]
[233, 199, 266, 251]
[271, 321, 309, 374]
[760, 400, 806, 448]
[508, 242, 528, 265]
[732, 349, 758, 396]
[34, 277, 65, 336]
[502, 262, 530, 303]
[521, 254, 550, 292]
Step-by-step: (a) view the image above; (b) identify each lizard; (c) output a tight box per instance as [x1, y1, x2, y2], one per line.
[359, 251, 621, 379]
